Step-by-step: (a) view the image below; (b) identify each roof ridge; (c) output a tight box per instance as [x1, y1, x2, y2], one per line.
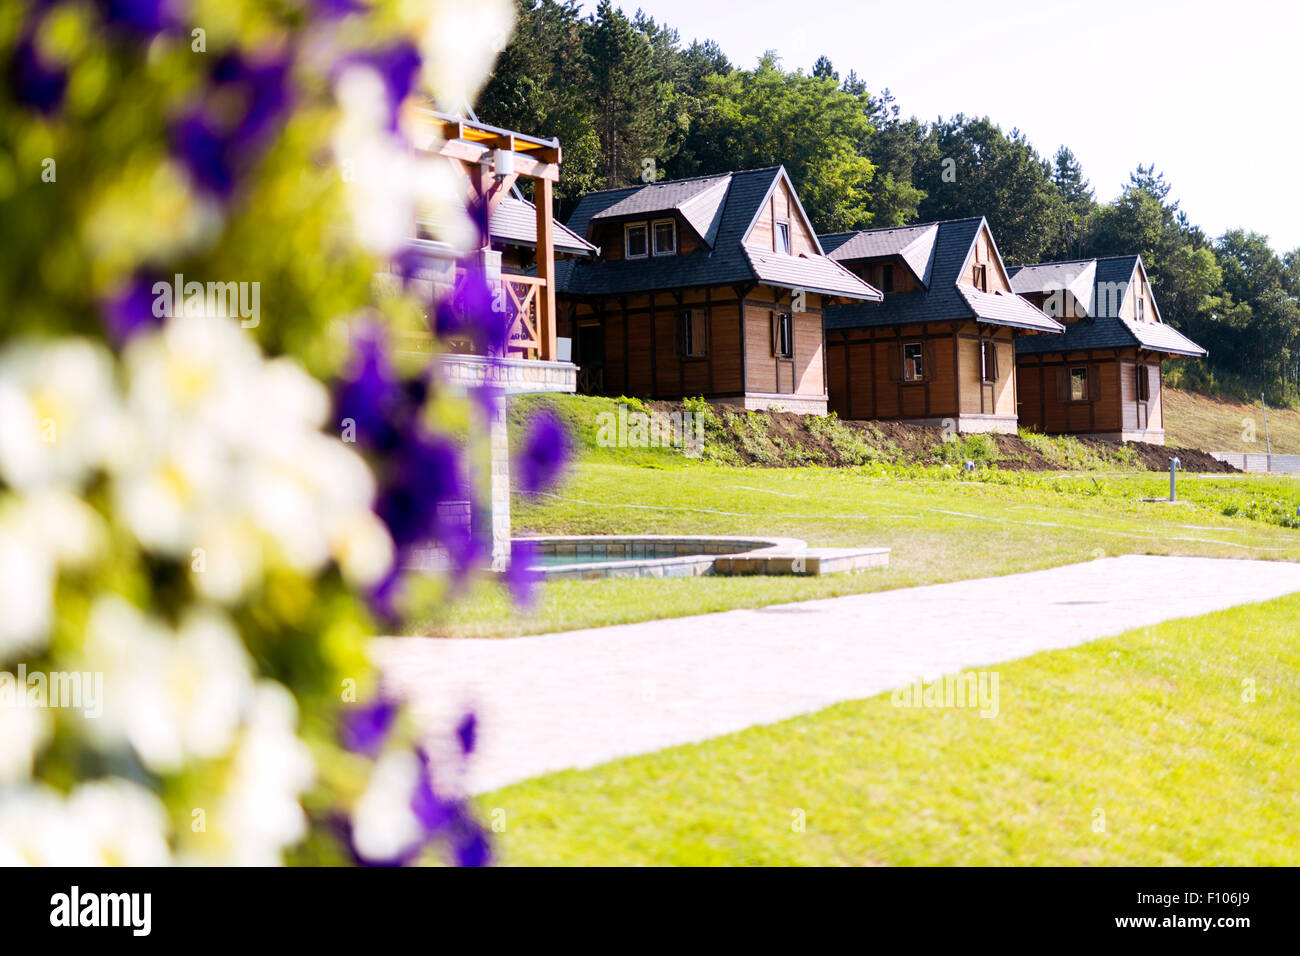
[576, 167, 773, 198]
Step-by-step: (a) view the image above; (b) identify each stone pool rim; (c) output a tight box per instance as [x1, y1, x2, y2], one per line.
[518, 534, 807, 581]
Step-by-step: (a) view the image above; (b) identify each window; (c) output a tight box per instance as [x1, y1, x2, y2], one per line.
[972, 263, 988, 292]
[775, 221, 791, 254]
[903, 342, 924, 382]
[880, 264, 895, 293]
[1135, 295, 1145, 322]
[1070, 366, 1088, 402]
[980, 341, 999, 383]
[772, 312, 793, 359]
[625, 223, 648, 259]
[652, 219, 676, 256]
[1136, 364, 1151, 401]
[680, 310, 708, 357]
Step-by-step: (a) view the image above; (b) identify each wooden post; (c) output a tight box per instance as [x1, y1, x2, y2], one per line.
[534, 176, 557, 361]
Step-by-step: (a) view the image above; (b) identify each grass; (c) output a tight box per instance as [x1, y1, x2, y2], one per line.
[479, 592, 1300, 865]
[406, 452, 1300, 637]
[1165, 386, 1300, 454]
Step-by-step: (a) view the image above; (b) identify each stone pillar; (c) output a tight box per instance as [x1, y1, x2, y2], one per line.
[486, 391, 511, 572]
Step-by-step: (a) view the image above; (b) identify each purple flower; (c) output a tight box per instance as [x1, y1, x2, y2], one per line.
[340, 696, 400, 758]
[455, 711, 477, 757]
[10, 34, 67, 115]
[375, 434, 467, 550]
[311, 0, 365, 18]
[504, 539, 541, 609]
[102, 275, 164, 345]
[335, 324, 424, 453]
[451, 820, 492, 868]
[171, 51, 292, 200]
[516, 410, 570, 494]
[100, 0, 181, 35]
[434, 263, 508, 354]
[339, 42, 421, 132]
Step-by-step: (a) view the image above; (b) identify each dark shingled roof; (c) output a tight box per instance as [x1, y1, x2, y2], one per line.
[821, 222, 940, 288]
[490, 196, 596, 257]
[1011, 255, 1207, 357]
[556, 167, 880, 301]
[822, 217, 1063, 334]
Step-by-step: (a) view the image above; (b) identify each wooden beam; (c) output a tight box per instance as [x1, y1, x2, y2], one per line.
[435, 139, 560, 181]
[534, 176, 557, 361]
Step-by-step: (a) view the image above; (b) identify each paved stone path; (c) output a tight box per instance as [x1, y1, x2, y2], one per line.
[374, 556, 1300, 793]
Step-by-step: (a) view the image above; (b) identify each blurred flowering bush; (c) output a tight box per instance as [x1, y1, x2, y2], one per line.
[0, 0, 516, 864]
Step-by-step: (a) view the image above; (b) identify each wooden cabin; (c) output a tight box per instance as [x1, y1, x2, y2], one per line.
[1009, 255, 1207, 444]
[820, 218, 1063, 433]
[555, 166, 881, 414]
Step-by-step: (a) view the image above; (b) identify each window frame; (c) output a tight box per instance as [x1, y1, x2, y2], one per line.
[1069, 366, 1089, 402]
[679, 309, 708, 358]
[1136, 363, 1151, 402]
[624, 222, 649, 260]
[772, 311, 794, 359]
[980, 340, 999, 383]
[651, 218, 677, 257]
[1135, 295, 1145, 322]
[774, 220, 791, 255]
[902, 342, 925, 382]
[880, 263, 895, 293]
[972, 263, 988, 293]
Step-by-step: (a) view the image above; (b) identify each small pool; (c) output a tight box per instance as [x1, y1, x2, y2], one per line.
[515, 535, 888, 580]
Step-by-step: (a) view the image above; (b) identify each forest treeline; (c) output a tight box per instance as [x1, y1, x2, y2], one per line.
[476, 0, 1300, 401]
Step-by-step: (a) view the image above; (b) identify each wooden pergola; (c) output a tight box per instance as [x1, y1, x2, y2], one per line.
[410, 108, 563, 361]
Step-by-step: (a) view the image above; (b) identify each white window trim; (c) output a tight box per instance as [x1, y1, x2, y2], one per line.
[903, 342, 924, 382]
[625, 222, 649, 260]
[775, 220, 791, 255]
[651, 218, 676, 256]
[1070, 366, 1088, 402]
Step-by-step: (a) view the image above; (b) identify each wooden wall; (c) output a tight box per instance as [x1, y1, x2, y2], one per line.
[563, 284, 824, 402]
[745, 178, 819, 256]
[963, 224, 1013, 292]
[1016, 351, 1124, 434]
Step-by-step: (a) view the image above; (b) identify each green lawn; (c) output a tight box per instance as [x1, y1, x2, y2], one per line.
[479, 593, 1300, 866]
[407, 457, 1300, 637]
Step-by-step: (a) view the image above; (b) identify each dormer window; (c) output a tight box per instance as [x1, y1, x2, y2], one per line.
[775, 221, 791, 254]
[625, 223, 648, 259]
[652, 219, 676, 256]
[973, 263, 988, 292]
[880, 264, 895, 293]
[1135, 296, 1145, 322]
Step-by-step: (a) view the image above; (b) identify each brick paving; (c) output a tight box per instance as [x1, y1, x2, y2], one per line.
[374, 555, 1300, 793]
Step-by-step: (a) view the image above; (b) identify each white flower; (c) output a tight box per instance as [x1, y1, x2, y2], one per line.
[179, 681, 315, 866]
[351, 748, 425, 863]
[0, 338, 119, 491]
[0, 692, 52, 785]
[329, 508, 395, 588]
[84, 597, 254, 773]
[0, 780, 170, 866]
[412, 0, 515, 112]
[66, 778, 172, 866]
[9, 487, 108, 569]
[0, 785, 91, 866]
[0, 523, 55, 661]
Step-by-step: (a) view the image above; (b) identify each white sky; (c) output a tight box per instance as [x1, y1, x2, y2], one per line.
[574, 0, 1300, 253]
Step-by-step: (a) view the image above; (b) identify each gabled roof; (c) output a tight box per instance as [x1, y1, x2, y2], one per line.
[1011, 254, 1205, 356]
[490, 196, 596, 257]
[821, 222, 940, 288]
[557, 167, 881, 301]
[589, 173, 733, 248]
[1014, 314, 1206, 356]
[1008, 258, 1097, 315]
[823, 217, 1062, 333]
